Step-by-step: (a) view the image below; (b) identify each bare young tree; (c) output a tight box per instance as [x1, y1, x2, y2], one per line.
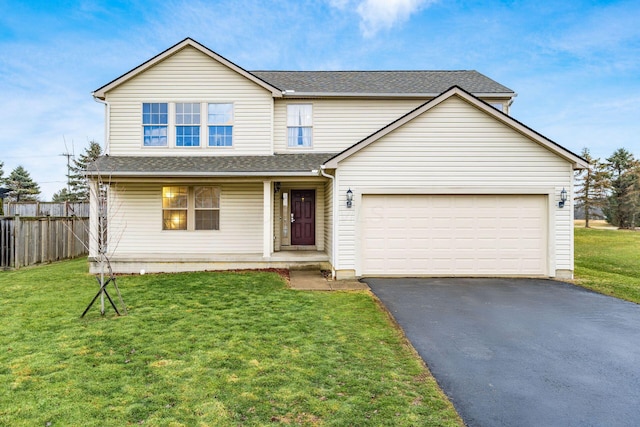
[59, 156, 127, 316]
[81, 169, 128, 317]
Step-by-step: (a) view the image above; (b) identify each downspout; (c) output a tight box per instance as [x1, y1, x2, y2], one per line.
[320, 165, 337, 279]
[93, 97, 110, 155]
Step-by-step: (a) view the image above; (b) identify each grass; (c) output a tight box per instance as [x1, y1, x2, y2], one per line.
[574, 226, 640, 303]
[0, 259, 461, 426]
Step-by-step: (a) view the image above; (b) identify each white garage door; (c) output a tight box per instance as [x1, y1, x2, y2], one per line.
[360, 195, 547, 276]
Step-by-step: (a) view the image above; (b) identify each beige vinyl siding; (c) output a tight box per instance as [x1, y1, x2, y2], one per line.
[106, 46, 273, 156]
[323, 179, 333, 262]
[106, 182, 263, 257]
[273, 98, 425, 153]
[335, 96, 574, 275]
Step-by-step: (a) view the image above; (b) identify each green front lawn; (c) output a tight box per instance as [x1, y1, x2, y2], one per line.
[0, 259, 461, 426]
[574, 227, 640, 303]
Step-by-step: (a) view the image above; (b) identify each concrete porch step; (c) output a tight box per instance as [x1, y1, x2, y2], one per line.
[288, 269, 369, 291]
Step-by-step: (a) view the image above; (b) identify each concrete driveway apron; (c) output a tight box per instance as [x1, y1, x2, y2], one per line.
[366, 278, 640, 427]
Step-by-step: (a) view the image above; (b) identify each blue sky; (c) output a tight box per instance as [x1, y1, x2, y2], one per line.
[1, 0, 639, 199]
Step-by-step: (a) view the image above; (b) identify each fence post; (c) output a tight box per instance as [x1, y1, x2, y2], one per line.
[13, 216, 20, 268]
[0, 218, 8, 268]
[11, 217, 15, 269]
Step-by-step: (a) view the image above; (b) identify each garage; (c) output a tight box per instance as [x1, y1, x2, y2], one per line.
[360, 194, 548, 276]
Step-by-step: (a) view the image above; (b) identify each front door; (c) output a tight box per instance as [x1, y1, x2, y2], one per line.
[291, 189, 315, 246]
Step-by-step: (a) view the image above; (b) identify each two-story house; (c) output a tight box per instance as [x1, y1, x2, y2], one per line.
[88, 38, 586, 279]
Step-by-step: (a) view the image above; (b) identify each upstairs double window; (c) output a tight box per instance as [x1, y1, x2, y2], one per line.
[142, 102, 233, 148]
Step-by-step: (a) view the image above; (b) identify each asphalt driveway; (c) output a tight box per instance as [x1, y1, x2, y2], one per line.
[366, 278, 640, 427]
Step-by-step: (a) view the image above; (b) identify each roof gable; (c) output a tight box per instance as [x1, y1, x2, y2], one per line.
[93, 38, 516, 100]
[323, 86, 588, 170]
[92, 38, 283, 99]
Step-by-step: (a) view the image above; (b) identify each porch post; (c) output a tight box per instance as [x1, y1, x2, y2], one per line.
[263, 180, 273, 258]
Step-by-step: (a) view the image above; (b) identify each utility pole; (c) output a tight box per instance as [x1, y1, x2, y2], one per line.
[60, 151, 73, 193]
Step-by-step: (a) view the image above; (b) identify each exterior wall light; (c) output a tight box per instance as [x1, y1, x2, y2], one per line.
[559, 188, 567, 208]
[346, 188, 353, 208]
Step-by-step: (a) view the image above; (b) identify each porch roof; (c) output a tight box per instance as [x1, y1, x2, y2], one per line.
[87, 153, 338, 177]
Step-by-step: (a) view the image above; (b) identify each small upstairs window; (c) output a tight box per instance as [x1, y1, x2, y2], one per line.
[287, 104, 312, 147]
[489, 102, 505, 113]
[142, 103, 168, 146]
[208, 103, 234, 147]
[175, 103, 201, 147]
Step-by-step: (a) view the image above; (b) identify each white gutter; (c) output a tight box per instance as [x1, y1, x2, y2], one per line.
[282, 92, 516, 99]
[84, 171, 322, 178]
[320, 165, 337, 279]
[93, 96, 110, 155]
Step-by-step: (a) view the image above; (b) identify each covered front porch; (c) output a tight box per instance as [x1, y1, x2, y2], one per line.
[86, 153, 337, 275]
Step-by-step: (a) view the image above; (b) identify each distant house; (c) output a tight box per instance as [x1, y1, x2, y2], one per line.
[88, 38, 587, 279]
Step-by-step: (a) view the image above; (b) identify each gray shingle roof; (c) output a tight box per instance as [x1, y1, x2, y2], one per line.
[251, 70, 514, 96]
[87, 153, 338, 177]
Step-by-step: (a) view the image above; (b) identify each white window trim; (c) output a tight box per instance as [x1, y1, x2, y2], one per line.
[142, 102, 236, 150]
[141, 101, 171, 148]
[174, 102, 203, 149]
[161, 185, 188, 230]
[162, 185, 220, 231]
[287, 103, 313, 149]
[207, 102, 235, 149]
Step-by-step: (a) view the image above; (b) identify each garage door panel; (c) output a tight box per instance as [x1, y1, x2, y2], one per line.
[361, 195, 547, 276]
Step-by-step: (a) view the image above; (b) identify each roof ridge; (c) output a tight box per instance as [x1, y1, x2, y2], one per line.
[251, 70, 476, 73]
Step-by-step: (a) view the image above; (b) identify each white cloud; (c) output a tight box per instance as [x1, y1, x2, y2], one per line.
[354, 0, 437, 37]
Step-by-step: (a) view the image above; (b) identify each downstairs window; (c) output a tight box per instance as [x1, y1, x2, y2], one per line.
[162, 186, 219, 230]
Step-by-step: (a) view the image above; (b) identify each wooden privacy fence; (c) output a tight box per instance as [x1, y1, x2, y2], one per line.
[2, 202, 90, 217]
[0, 217, 90, 269]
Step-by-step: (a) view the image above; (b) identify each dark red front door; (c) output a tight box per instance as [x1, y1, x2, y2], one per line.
[291, 190, 315, 246]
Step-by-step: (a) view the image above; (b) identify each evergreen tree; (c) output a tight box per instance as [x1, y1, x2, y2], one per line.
[574, 148, 610, 227]
[68, 141, 102, 201]
[52, 187, 73, 202]
[5, 165, 41, 202]
[605, 148, 640, 229]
